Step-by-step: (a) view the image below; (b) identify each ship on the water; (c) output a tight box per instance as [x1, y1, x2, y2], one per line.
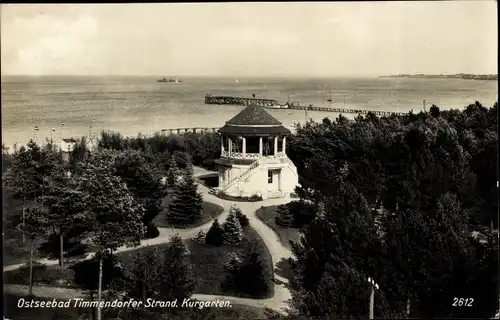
[157, 77, 182, 83]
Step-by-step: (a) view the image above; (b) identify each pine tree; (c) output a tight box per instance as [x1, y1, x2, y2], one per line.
[167, 169, 203, 226]
[275, 204, 294, 227]
[158, 234, 196, 301]
[222, 252, 242, 292]
[166, 156, 180, 188]
[128, 247, 161, 300]
[237, 249, 271, 297]
[230, 205, 249, 227]
[222, 212, 244, 245]
[205, 219, 224, 246]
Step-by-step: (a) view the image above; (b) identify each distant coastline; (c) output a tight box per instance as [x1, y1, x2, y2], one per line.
[379, 73, 498, 81]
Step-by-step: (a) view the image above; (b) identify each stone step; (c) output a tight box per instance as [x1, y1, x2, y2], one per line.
[267, 191, 284, 199]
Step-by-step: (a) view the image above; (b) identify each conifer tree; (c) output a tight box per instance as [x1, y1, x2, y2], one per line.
[222, 212, 244, 245]
[128, 247, 161, 300]
[166, 156, 180, 188]
[224, 252, 242, 273]
[222, 252, 242, 291]
[237, 249, 270, 297]
[205, 219, 224, 246]
[193, 229, 206, 243]
[167, 168, 203, 226]
[157, 234, 196, 301]
[275, 204, 294, 227]
[230, 205, 249, 227]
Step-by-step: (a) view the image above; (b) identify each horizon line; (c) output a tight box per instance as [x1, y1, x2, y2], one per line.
[1, 73, 497, 78]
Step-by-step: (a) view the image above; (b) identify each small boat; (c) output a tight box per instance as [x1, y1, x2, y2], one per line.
[157, 77, 181, 83]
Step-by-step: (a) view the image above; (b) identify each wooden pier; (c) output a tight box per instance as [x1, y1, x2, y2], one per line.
[205, 95, 280, 107]
[205, 94, 405, 116]
[285, 105, 405, 116]
[160, 127, 220, 135]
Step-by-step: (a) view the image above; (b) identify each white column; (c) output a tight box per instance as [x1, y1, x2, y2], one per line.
[259, 137, 263, 156]
[274, 136, 278, 155]
[228, 138, 232, 157]
[283, 136, 286, 154]
[221, 136, 225, 153]
[242, 137, 246, 157]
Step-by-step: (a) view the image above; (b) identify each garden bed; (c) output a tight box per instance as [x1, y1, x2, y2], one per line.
[217, 192, 263, 202]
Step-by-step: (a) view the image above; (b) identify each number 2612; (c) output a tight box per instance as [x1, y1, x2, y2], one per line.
[452, 297, 473, 307]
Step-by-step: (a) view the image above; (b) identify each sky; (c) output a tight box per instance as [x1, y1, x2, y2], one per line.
[1, 2, 497, 77]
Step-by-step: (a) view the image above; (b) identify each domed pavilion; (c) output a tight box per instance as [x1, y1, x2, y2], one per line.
[213, 104, 299, 199]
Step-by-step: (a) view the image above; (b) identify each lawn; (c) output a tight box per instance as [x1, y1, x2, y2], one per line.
[3, 294, 265, 320]
[4, 227, 275, 300]
[186, 227, 275, 299]
[117, 226, 275, 299]
[255, 205, 302, 251]
[154, 192, 224, 229]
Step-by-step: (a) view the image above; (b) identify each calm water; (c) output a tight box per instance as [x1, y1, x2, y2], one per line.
[1, 76, 497, 149]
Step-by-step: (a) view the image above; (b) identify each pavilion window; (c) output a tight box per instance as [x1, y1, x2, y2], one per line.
[246, 136, 260, 154]
[232, 137, 243, 152]
[268, 170, 273, 183]
[263, 137, 273, 156]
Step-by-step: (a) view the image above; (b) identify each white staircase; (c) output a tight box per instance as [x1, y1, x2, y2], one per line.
[277, 154, 299, 178]
[209, 155, 297, 196]
[219, 159, 262, 194]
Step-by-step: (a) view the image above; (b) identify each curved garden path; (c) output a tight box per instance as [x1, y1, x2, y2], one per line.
[3, 167, 295, 313]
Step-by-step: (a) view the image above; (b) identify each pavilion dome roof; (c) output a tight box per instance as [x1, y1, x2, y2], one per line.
[218, 104, 290, 136]
[225, 104, 282, 126]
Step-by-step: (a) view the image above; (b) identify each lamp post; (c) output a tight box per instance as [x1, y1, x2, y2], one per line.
[60, 122, 65, 141]
[34, 126, 39, 144]
[50, 128, 55, 148]
[367, 277, 379, 319]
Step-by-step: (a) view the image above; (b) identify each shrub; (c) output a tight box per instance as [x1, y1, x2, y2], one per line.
[194, 230, 206, 244]
[288, 200, 316, 227]
[275, 204, 294, 227]
[145, 221, 160, 239]
[205, 219, 224, 246]
[217, 192, 263, 202]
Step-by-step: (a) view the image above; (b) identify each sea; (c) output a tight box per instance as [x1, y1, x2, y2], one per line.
[1, 75, 497, 150]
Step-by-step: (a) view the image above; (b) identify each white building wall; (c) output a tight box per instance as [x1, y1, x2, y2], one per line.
[222, 161, 299, 199]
